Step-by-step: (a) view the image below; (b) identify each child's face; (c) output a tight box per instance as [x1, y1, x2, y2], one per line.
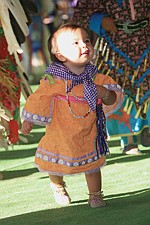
[56, 28, 94, 66]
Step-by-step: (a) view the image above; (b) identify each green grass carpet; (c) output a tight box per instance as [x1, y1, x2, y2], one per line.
[0, 91, 150, 225]
[0, 131, 150, 225]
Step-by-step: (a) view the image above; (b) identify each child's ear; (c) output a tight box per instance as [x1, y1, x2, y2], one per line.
[55, 52, 66, 62]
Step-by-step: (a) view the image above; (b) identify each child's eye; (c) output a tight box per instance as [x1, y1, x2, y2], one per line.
[73, 41, 79, 45]
[85, 39, 91, 43]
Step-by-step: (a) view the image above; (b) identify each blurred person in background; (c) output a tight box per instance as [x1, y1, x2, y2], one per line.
[71, 0, 150, 155]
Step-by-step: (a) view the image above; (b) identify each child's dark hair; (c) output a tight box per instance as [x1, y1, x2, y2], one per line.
[48, 23, 90, 62]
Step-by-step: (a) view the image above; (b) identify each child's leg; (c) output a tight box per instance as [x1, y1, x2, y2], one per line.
[49, 174, 64, 185]
[85, 170, 101, 193]
[85, 170, 106, 208]
[49, 174, 71, 205]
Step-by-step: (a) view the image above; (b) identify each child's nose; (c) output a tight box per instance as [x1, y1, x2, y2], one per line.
[81, 42, 86, 48]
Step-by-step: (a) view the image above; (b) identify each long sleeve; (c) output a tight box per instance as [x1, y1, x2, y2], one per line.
[22, 78, 64, 126]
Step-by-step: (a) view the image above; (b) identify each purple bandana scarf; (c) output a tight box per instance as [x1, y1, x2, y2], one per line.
[45, 62, 98, 111]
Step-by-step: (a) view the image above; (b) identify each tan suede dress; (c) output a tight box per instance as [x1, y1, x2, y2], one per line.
[22, 73, 124, 176]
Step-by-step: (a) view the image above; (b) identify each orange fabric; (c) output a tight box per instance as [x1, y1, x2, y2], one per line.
[23, 73, 124, 175]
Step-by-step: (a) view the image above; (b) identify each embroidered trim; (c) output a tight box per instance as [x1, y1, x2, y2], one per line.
[22, 109, 52, 126]
[35, 147, 103, 168]
[37, 147, 98, 160]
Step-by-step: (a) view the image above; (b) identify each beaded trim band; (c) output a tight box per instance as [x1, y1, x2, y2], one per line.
[102, 89, 110, 100]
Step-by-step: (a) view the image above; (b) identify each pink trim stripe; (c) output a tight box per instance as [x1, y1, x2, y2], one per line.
[55, 95, 88, 104]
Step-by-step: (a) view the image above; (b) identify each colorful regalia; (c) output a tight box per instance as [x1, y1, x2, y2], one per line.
[72, 0, 150, 147]
[0, 0, 37, 148]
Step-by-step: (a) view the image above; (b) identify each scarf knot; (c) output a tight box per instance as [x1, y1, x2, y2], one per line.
[45, 62, 98, 111]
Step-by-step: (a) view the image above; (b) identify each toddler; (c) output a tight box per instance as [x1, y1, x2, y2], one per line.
[21, 23, 124, 208]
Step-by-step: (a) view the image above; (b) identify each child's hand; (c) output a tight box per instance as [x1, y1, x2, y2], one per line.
[21, 120, 33, 135]
[96, 85, 116, 105]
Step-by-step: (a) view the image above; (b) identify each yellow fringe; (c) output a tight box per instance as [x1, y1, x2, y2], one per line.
[131, 66, 140, 83]
[127, 101, 134, 115]
[94, 37, 100, 50]
[143, 102, 148, 114]
[105, 69, 111, 76]
[98, 60, 104, 70]
[135, 87, 140, 103]
[124, 98, 130, 112]
[135, 106, 142, 119]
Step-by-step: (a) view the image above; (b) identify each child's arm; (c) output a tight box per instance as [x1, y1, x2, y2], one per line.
[96, 85, 116, 105]
[21, 120, 33, 135]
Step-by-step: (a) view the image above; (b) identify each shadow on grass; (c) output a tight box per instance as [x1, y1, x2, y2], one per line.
[0, 148, 36, 160]
[108, 139, 120, 147]
[106, 148, 150, 165]
[1, 168, 39, 180]
[71, 189, 150, 204]
[0, 189, 149, 225]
